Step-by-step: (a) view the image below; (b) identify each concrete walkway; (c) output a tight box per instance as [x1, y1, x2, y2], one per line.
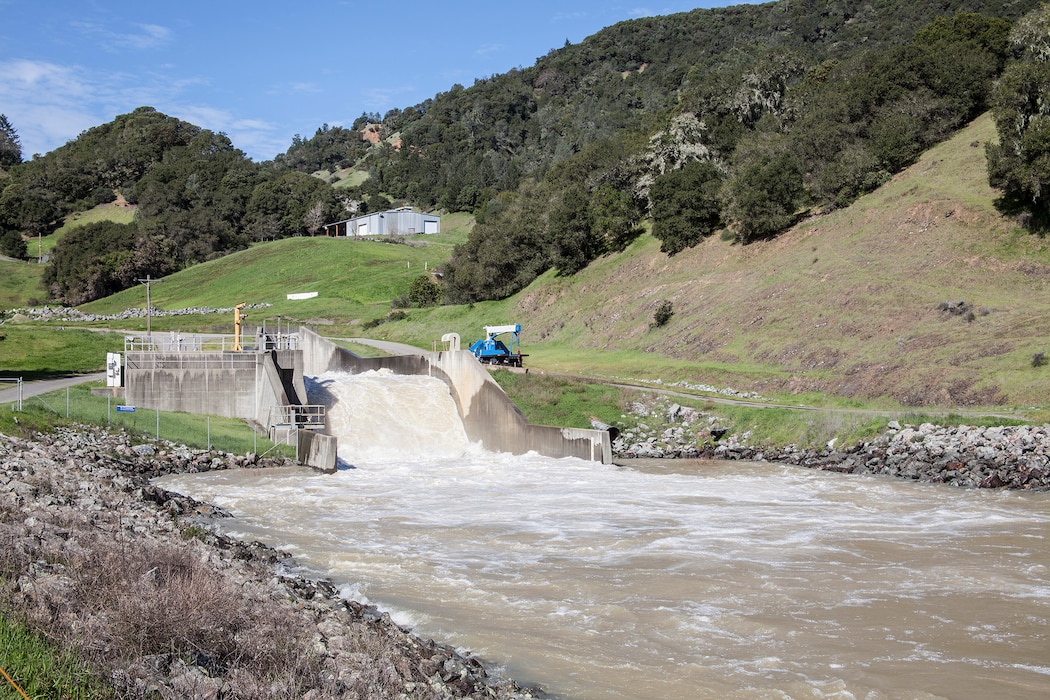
[0, 372, 107, 405]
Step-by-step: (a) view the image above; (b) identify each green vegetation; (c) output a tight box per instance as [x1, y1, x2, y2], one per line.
[1, 1, 1048, 428]
[0, 382, 293, 457]
[987, 4, 1050, 230]
[78, 229, 467, 326]
[0, 260, 44, 307]
[356, 2, 1030, 301]
[2, 2, 1039, 310]
[0, 327, 119, 380]
[1, 107, 349, 305]
[491, 369, 1030, 450]
[0, 614, 110, 699]
[489, 370, 629, 429]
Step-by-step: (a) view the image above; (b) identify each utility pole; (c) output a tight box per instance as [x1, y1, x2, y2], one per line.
[135, 275, 163, 349]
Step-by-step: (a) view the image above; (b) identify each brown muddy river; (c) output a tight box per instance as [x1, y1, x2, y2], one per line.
[156, 370, 1050, 699]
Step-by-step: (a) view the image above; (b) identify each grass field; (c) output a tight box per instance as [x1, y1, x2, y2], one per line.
[0, 327, 121, 380]
[1, 381, 294, 458]
[78, 214, 473, 327]
[0, 614, 107, 700]
[0, 258, 45, 307]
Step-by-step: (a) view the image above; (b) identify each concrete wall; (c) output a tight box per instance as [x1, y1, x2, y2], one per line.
[125, 352, 265, 420]
[124, 350, 336, 472]
[299, 328, 611, 463]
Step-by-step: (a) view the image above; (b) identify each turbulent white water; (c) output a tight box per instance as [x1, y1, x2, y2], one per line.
[156, 370, 1050, 699]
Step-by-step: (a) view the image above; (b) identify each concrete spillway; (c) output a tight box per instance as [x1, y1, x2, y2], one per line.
[123, 328, 610, 470]
[298, 328, 611, 463]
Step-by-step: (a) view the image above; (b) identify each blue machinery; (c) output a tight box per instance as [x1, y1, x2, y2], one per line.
[468, 324, 527, 367]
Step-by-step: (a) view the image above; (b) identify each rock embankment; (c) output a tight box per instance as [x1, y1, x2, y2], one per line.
[611, 395, 1050, 490]
[714, 421, 1050, 490]
[2, 303, 272, 324]
[0, 426, 533, 699]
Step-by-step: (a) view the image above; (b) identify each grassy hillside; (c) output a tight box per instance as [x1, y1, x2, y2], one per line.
[367, 114, 1050, 411]
[0, 259, 45, 307]
[10, 115, 1050, 412]
[47, 200, 137, 257]
[1, 200, 138, 308]
[77, 214, 473, 329]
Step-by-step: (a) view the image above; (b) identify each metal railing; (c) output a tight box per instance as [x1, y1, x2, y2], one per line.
[123, 332, 299, 353]
[268, 404, 326, 431]
[0, 377, 23, 411]
[124, 353, 261, 371]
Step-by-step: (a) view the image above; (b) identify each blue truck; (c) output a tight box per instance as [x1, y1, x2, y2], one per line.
[468, 324, 527, 367]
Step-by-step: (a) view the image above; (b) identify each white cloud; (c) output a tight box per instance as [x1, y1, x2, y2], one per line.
[167, 104, 285, 160]
[0, 60, 101, 155]
[0, 58, 282, 160]
[70, 20, 173, 52]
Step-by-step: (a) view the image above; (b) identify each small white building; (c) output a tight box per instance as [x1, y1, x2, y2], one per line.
[324, 207, 440, 237]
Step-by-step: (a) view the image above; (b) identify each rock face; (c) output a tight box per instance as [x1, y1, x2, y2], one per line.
[611, 394, 1050, 491]
[712, 422, 1050, 490]
[0, 426, 534, 699]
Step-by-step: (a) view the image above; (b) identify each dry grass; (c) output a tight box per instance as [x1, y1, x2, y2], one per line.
[0, 427, 522, 699]
[0, 508, 324, 699]
[462, 113, 1050, 410]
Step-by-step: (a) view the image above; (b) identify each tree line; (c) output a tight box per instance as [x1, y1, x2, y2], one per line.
[2, 0, 1049, 308]
[0, 108, 349, 304]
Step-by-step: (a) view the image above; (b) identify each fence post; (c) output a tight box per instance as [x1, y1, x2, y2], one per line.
[66, 387, 69, 417]
[156, 406, 160, 441]
[207, 416, 211, 450]
[107, 396, 111, 425]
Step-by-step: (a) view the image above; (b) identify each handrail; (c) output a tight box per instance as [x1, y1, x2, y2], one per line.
[0, 377, 23, 410]
[124, 353, 261, 371]
[123, 332, 299, 353]
[268, 404, 326, 430]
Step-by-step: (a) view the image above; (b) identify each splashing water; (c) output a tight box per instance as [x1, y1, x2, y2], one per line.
[156, 371, 1050, 699]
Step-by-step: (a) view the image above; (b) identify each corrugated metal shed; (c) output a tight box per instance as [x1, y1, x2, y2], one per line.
[324, 207, 440, 237]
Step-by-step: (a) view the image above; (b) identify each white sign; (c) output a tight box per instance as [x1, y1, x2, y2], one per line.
[106, 352, 122, 387]
[286, 292, 318, 300]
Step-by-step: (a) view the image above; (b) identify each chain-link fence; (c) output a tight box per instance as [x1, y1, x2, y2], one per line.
[5, 382, 296, 458]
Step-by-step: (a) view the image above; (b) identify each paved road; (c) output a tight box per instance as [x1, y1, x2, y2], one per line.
[0, 372, 108, 406]
[338, 337, 429, 356]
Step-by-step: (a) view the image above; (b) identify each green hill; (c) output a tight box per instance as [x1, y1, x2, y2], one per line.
[1, 199, 138, 307]
[361, 114, 1050, 411]
[6, 114, 1049, 414]
[77, 214, 473, 325]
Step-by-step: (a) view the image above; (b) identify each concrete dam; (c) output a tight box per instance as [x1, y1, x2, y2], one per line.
[123, 328, 611, 470]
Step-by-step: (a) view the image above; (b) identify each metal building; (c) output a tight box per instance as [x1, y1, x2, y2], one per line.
[324, 207, 440, 237]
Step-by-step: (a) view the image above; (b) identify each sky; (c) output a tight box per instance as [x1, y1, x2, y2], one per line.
[1, 1, 759, 162]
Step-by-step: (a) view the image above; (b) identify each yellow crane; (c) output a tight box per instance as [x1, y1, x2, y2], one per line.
[233, 303, 246, 350]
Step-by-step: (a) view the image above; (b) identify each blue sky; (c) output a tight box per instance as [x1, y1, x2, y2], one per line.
[1, 1, 758, 162]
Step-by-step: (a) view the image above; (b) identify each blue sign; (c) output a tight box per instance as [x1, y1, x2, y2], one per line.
[116, 405, 136, 413]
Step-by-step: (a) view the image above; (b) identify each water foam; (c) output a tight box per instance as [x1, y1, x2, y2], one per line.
[308, 369, 472, 463]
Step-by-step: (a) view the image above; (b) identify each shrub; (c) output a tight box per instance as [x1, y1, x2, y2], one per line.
[408, 274, 442, 307]
[1033, 352, 1047, 368]
[651, 300, 674, 328]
